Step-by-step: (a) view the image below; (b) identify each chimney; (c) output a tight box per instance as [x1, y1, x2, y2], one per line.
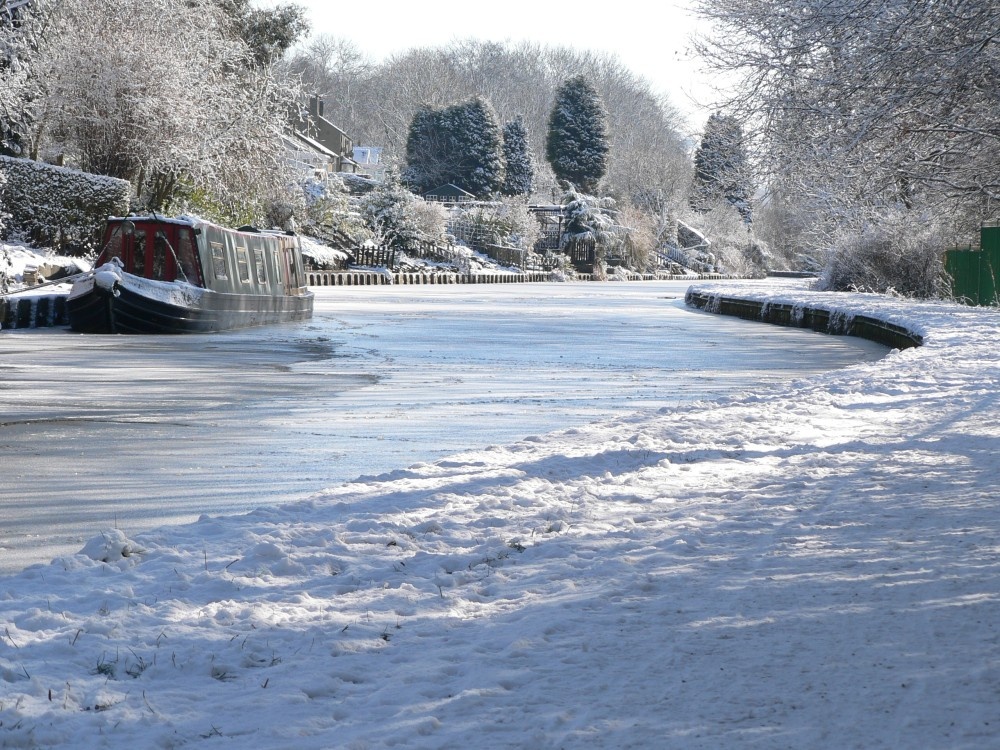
[309, 94, 324, 119]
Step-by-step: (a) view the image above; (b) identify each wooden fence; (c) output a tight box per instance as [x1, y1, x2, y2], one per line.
[348, 246, 396, 268]
[307, 270, 553, 287]
[339, 242, 470, 270]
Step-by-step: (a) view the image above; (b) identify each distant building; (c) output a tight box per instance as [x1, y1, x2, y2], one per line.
[424, 183, 475, 204]
[285, 95, 360, 182]
[352, 146, 385, 181]
[282, 130, 341, 183]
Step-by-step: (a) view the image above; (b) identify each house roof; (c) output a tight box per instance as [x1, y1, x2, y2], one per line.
[425, 183, 475, 199]
[285, 129, 338, 159]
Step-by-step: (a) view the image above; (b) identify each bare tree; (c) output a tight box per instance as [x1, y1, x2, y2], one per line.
[695, 0, 1000, 216]
[3, 0, 299, 222]
[282, 34, 373, 127]
[694, 0, 999, 289]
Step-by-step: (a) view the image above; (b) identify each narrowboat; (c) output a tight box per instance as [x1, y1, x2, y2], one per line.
[67, 216, 314, 333]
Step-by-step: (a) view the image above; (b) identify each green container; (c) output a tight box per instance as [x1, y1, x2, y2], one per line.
[945, 225, 1000, 305]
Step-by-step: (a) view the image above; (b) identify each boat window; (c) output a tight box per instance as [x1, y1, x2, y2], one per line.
[211, 242, 227, 279]
[236, 247, 251, 283]
[152, 233, 169, 280]
[177, 230, 202, 286]
[253, 248, 267, 283]
[132, 231, 147, 276]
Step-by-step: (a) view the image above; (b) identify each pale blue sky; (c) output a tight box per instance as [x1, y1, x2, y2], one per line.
[267, 0, 719, 128]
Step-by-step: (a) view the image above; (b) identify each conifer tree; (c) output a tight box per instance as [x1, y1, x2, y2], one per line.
[545, 76, 609, 194]
[691, 112, 753, 224]
[501, 116, 534, 197]
[403, 96, 504, 198]
[456, 96, 505, 197]
[403, 106, 447, 194]
[214, 0, 309, 68]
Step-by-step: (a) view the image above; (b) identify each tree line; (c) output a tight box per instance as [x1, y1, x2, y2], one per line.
[6, 0, 983, 293]
[283, 38, 693, 212]
[283, 37, 755, 274]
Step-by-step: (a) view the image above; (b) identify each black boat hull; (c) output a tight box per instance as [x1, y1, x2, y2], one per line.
[67, 274, 314, 334]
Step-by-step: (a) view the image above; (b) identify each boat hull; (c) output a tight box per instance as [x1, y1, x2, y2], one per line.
[67, 272, 313, 334]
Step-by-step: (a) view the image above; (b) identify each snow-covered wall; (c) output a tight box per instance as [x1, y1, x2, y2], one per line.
[0, 156, 130, 252]
[0, 293, 69, 329]
[686, 284, 924, 350]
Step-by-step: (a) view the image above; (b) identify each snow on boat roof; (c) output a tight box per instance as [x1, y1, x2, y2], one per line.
[106, 215, 296, 238]
[107, 215, 198, 228]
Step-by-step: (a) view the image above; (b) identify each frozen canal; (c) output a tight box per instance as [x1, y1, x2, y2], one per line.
[0, 281, 887, 573]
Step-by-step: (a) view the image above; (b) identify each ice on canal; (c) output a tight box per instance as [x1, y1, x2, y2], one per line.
[0, 281, 885, 572]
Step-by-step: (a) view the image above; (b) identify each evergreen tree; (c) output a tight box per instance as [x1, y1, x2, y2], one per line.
[452, 96, 505, 198]
[501, 116, 534, 197]
[403, 96, 504, 198]
[403, 106, 446, 194]
[545, 76, 609, 194]
[214, 0, 309, 68]
[691, 113, 754, 224]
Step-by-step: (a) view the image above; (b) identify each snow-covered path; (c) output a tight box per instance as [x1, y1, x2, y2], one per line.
[2, 283, 998, 748]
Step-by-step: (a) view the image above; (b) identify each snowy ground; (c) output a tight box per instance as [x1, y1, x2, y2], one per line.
[0, 240, 89, 290]
[2, 282, 999, 748]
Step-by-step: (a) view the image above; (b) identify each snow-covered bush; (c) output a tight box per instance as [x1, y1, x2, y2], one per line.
[407, 200, 449, 247]
[0, 156, 130, 252]
[298, 235, 350, 270]
[560, 185, 617, 253]
[269, 176, 371, 250]
[357, 171, 446, 251]
[557, 185, 667, 274]
[818, 211, 950, 298]
[752, 190, 817, 272]
[614, 204, 656, 272]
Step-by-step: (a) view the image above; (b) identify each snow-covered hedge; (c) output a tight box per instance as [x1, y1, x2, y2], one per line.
[0, 156, 130, 252]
